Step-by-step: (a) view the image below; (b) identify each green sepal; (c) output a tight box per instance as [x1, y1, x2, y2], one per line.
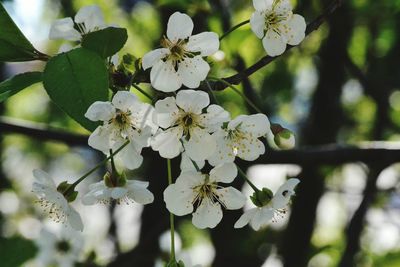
[250, 187, 273, 207]
[56, 181, 78, 202]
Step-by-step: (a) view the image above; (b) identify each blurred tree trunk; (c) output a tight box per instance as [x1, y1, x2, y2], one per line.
[279, 2, 353, 267]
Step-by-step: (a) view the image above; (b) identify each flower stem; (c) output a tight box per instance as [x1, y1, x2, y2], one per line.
[219, 20, 250, 41]
[208, 77, 263, 114]
[71, 141, 130, 188]
[131, 83, 154, 103]
[237, 166, 260, 193]
[167, 159, 176, 261]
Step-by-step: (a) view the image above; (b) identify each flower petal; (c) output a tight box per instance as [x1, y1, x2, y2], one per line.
[285, 14, 306, 46]
[150, 60, 182, 92]
[236, 137, 265, 161]
[85, 101, 115, 122]
[177, 56, 210, 89]
[202, 104, 230, 132]
[250, 207, 274, 231]
[151, 127, 183, 159]
[234, 208, 258, 228]
[166, 12, 194, 42]
[186, 32, 219, 56]
[66, 206, 84, 231]
[250, 11, 265, 39]
[185, 128, 216, 161]
[112, 91, 138, 112]
[126, 180, 154, 205]
[192, 199, 223, 229]
[207, 131, 236, 166]
[88, 125, 114, 152]
[272, 178, 300, 209]
[75, 5, 105, 33]
[32, 169, 56, 188]
[164, 183, 195, 216]
[117, 142, 143, 170]
[175, 90, 210, 114]
[274, 0, 292, 14]
[262, 30, 287, 56]
[253, 0, 273, 11]
[180, 152, 205, 172]
[238, 114, 270, 136]
[111, 187, 128, 199]
[49, 17, 81, 41]
[209, 163, 237, 184]
[142, 48, 170, 70]
[153, 97, 179, 129]
[217, 187, 246, 210]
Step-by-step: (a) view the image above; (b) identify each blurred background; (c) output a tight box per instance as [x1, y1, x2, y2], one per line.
[1, 0, 400, 266]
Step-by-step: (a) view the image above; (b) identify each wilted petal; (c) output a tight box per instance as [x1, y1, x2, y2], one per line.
[175, 90, 210, 114]
[192, 199, 223, 229]
[150, 60, 182, 92]
[186, 32, 219, 56]
[209, 163, 237, 183]
[49, 17, 81, 41]
[164, 183, 195, 216]
[262, 30, 287, 56]
[151, 127, 183, 159]
[178, 56, 210, 89]
[142, 48, 170, 70]
[234, 208, 258, 228]
[217, 187, 246, 210]
[85, 101, 115, 122]
[250, 11, 265, 39]
[166, 12, 194, 42]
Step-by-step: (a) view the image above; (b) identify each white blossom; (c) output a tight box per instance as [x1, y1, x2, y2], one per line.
[49, 5, 107, 41]
[234, 178, 300, 230]
[142, 12, 220, 92]
[32, 169, 83, 231]
[85, 91, 157, 170]
[151, 90, 229, 161]
[208, 114, 270, 166]
[35, 228, 83, 267]
[82, 179, 154, 205]
[164, 163, 246, 229]
[250, 0, 306, 56]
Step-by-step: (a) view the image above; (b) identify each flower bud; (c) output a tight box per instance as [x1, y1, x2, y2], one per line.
[270, 123, 295, 150]
[250, 187, 273, 207]
[56, 181, 78, 202]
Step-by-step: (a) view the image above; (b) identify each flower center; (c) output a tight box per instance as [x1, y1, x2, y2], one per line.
[37, 198, 67, 224]
[264, 11, 287, 34]
[110, 109, 132, 131]
[56, 240, 71, 253]
[177, 112, 202, 140]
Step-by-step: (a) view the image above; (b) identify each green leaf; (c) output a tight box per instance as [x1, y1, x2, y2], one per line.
[43, 48, 109, 131]
[0, 3, 46, 62]
[0, 236, 37, 267]
[0, 72, 42, 102]
[81, 27, 128, 59]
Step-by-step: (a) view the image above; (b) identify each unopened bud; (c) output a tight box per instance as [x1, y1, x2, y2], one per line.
[56, 181, 78, 202]
[250, 187, 273, 207]
[270, 123, 295, 150]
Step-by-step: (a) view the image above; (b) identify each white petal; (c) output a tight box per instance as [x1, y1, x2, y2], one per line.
[180, 152, 205, 172]
[274, 0, 292, 14]
[150, 60, 182, 92]
[209, 163, 237, 183]
[166, 12, 194, 42]
[234, 208, 258, 228]
[250, 11, 265, 39]
[250, 207, 274, 231]
[202, 104, 230, 132]
[185, 128, 215, 161]
[151, 127, 183, 159]
[177, 56, 210, 88]
[175, 89, 210, 114]
[75, 5, 105, 33]
[154, 97, 179, 129]
[239, 114, 270, 136]
[49, 18, 81, 41]
[88, 125, 113, 152]
[175, 171, 205, 188]
[236, 137, 265, 161]
[142, 48, 170, 70]
[164, 183, 195, 216]
[112, 91, 138, 112]
[207, 131, 236, 166]
[126, 180, 154, 204]
[66, 207, 84, 231]
[253, 0, 273, 11]
[186, 32, 219, 56]
[217, 187, 246, 210]
[117, 142, 143, 170]
[192, 199, 223, 229]
[272, 178, 300, 209]
[111, 187, 128, 199]
[32, 169, 56, 188]
[262, 30, 287, 56]
[85, 101, 115, 122]
[285, 14, 306, 46]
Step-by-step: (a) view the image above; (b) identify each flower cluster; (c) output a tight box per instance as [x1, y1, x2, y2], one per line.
[33, 2, 304, 254]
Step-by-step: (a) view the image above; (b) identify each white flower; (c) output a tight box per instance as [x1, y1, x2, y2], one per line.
[234, 178, 300, 230]
[208, 114, 270, 166]
[35, 228, 83, 267]
[250, 0, 306, 56]
[180, 152, 205, 173]
[85, 91, 157, 170]
[142, 12, 220, 92]
[151, 90, 229, 161]
[82, 178, 154, 205]
[32, 169, 83, 231]
[164, 163, 246, 229]
[49, 5, 106, 41]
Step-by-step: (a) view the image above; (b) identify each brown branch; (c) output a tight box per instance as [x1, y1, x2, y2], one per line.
[209, 0, 343, 91]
